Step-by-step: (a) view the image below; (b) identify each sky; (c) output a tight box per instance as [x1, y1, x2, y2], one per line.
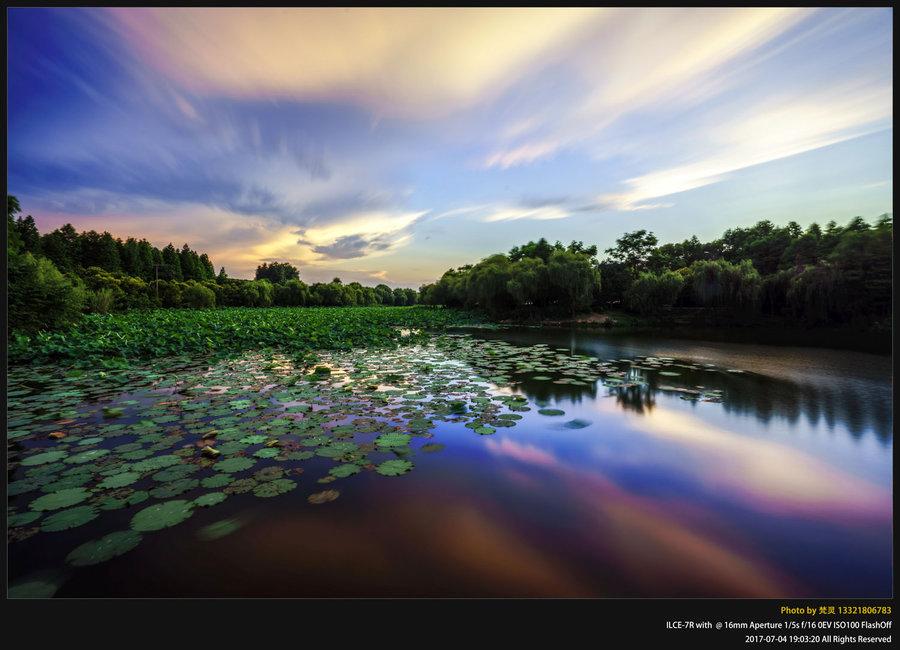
[7, 8, 893, 286]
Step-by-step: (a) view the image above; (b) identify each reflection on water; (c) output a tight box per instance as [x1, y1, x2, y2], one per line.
[475, 328, 893, 441]
[7, 329, 893, 597]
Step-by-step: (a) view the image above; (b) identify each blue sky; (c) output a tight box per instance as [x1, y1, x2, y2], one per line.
[7, 8, 893, 285]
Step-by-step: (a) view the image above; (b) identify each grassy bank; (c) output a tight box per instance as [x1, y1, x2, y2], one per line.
[8, 306, 487, 365]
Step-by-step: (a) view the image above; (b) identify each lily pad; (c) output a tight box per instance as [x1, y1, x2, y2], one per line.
[252, 478, 297, 498]
[131, 500, 194, 532]
[194, 492, 228, 507]
[20, 450, 68, 466]
[375, 459, 413, 476]
[214, 456, 256, 473]
[30, 488, 92, 512]
[98, 471, 142, 489]
[307, 489, 340, 504]
[41, 505, 99, 532]
[538, 408, 565, 416]
[329, 463, 361, 478]
[66, 530, 143, 566]
[375, 432, 411, 448]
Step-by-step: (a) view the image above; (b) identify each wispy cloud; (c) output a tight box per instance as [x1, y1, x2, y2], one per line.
[104, 8, 601, 118]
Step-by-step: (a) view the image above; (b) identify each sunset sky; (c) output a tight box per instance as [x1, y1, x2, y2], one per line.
[8, 8, 893, 286]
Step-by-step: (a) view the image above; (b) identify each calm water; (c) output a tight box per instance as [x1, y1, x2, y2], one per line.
[8, 329, 892, 597]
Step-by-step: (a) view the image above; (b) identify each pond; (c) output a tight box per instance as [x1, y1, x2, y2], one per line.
[6, 328, 892, 597]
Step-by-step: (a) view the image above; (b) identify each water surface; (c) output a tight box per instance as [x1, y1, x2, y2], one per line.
[7, 329, 892, 597]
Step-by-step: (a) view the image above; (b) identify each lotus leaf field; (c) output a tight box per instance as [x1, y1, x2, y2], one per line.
[8, 306, 487, 365]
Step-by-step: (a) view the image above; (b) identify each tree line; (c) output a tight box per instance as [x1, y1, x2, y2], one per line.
[7, 193, 891, 334]
[7, 196, 417, 333]
[418, 214, 892, 328]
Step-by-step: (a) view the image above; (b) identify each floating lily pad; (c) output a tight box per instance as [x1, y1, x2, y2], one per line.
[307, 489, 340, 504]
[194, 492, 228, 507]
[20, 450, 68, 467]
[538, 408, 565, 416]
[98, 472, 141, 489]
[66, 530, 143, 566]
[375, 459, 413, 476]
[30, 488, 92, 512]
[252, 478, 297, 498]
[201, 474, 234, 489]
[131, 500, 194, 532]
[329, 463, 361, 478]
[8, 572, 63, 598]
[41, 505, 99, 532]
[214, 457, 256, 473]
[375, 432, 411, 448]
[131, 455, 181, 472]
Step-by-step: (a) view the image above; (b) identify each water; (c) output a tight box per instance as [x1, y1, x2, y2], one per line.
[7, 329, 892, 597]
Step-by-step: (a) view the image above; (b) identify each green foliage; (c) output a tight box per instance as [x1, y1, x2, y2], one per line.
[11, 306, 484, 364]
[181, 282, 216, 308]
[8, 251, 86, 333]
[686, 259, 761, 313]
[256, 261, 300, 284]
[423, 242, 600, 317]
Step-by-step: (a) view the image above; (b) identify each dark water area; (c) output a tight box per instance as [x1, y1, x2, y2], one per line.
[7, 329, 892, 598]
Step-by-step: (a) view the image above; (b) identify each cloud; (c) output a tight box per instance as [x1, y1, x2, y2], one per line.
[483, 140, 561, 169]
[104, 8, 601, 118]
[296, 209, 426, 261]
[312, 234, 398, 260]
[480, 8, 811, 168]
[595, 80, 892, 209]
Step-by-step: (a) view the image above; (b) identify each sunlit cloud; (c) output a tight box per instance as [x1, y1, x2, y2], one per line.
[599, 81, 892, 209]
[104, 8, 601, 118]
[483, 8, 811, 169]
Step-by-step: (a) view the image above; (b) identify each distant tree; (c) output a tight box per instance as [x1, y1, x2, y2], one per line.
[14, 214, 41, 253]
[255, 261, 300, 284]
[40, 224, 80, 272]
[604, 230, 658, 271]
[374, 283, 395, 305]
[199, 253, 215, 280]
[180, 244, 202, 281]
[161, 244, 182, 280]
[625, 271, 684, 315]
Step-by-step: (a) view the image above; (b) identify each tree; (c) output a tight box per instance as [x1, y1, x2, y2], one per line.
[625, 271, 684, 316]
[199, 253, 215, 280]
[7, 195, 23, 254]
[686, 259, 761, 313]
[374, 283, 395, 305]
[180, 244, 202, 281]
[509, 237, 555, 263]
[40, 224, 80, 272]
[255, 261, 300, 284]
[161, 244, 182, 280]
[604, 230, 658, 271]
[14, 215, 41, 253]
[8, 251, 86, 333]
[546, 249, 600, 315]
